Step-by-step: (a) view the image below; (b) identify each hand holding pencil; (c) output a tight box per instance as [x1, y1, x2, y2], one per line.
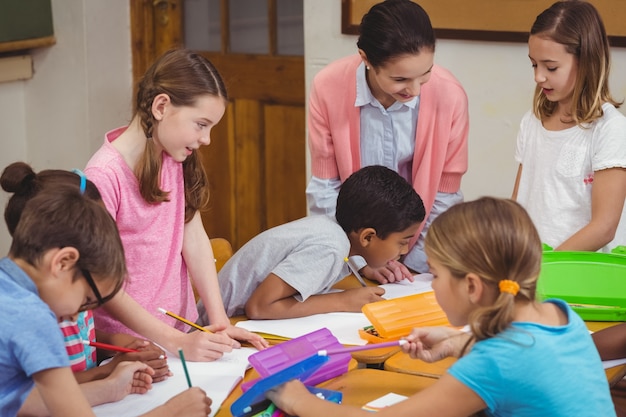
[157, 307, 241, 361]
[157, 307, 270, 360]
[86, 338, 172, 382]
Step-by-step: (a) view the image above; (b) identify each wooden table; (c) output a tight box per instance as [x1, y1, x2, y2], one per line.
[215, 367, 436, 416]
[333, 273, 408, 365]
[319, 368, 435, 406]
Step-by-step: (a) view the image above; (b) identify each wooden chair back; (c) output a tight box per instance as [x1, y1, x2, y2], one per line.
[193, 238, 233, 302]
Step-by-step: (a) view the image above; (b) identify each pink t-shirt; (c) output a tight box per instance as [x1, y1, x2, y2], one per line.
[85, 127, 197, 336]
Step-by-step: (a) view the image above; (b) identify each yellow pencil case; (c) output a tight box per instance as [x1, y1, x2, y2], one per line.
[359, 291, 449, 343]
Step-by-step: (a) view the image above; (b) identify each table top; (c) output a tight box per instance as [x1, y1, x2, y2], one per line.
[215, 359, 361, 417]
[319, 368, 436, 406]
[215, 367, 436, 416]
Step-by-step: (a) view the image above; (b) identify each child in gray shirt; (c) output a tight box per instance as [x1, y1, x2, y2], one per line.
[198, 165, 425, 320]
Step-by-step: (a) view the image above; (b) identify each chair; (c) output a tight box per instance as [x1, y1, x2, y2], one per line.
[193, 238, 233, 302]
[211, 237, 234, 273]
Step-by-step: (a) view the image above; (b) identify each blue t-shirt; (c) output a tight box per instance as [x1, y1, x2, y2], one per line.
[0, 257, 69, 416]
[448, 299, 615, 416]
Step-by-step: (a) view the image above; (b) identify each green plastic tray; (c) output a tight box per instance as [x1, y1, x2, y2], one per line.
[536, 251, 626, 321]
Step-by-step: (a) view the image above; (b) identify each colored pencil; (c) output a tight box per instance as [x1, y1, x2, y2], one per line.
[158, 307, 212, 333]
[82, 340, 139, 353]
[178, 348, 193, 388]
[317, 339, 407, 356]
[344, 257, 367, 287]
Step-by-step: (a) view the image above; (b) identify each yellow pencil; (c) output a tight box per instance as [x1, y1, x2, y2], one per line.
[158, 307, 212, 333]
[344, 257, 367, 287]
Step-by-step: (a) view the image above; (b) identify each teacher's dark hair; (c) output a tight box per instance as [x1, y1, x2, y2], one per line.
[357, 0, 436, 68]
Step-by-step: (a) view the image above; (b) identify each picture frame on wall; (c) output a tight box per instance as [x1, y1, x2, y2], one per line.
[342, 0, 626, 46]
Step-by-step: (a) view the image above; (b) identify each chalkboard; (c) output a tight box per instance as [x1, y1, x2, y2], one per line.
[0, 0, 54, 44]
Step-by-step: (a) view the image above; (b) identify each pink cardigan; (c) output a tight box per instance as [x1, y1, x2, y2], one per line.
[308, 54, 469, 240]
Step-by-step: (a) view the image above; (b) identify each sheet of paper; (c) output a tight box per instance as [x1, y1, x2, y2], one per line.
[93, 347, 256, 417]
[603, 357, 626, 369]
[236, 312, 372, 345]
[362, 392, 409, 411]
[379, 273, 433, 300]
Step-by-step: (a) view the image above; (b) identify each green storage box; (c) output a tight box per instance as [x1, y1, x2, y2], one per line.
[536, 251, 626, 321]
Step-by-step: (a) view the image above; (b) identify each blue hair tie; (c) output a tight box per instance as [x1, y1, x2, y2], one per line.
[72, 168, 87, 194]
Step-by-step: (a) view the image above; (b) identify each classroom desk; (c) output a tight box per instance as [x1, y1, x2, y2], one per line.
[215, 359, 363, 417]
[318, 368, 435, 405]
[215, 367, 436, 416]
[333, 273, 407, 365]
[384, 320, 626, 387]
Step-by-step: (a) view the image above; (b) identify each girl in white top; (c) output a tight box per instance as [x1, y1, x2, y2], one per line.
[513, 0, 626, 252]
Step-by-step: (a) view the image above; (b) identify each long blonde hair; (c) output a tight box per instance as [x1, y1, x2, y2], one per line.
[425, 197, 542, 341]
[134, 49, 227, 222]
[531, 0, 621, 125]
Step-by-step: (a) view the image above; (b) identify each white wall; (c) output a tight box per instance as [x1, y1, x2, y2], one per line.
[304, 0, 626, 202]
[2, 0, 626, 254]
[0, 0, 132, 254]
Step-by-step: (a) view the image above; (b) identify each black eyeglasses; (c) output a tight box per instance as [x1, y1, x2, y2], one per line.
[78, 269, 117, 312]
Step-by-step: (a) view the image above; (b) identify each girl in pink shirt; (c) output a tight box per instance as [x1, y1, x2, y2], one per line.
[86, 49, 267, 361]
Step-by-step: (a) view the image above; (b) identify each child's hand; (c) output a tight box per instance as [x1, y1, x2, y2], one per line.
[105, 361, 154, 401]
[161, 387, 212, 416]
[342, 287, 385, 310]
[402, 326, 469, 362]
[361, 260, 414, 284]
[219, 324, 270, 350]
[110, 340, 171, 382]
[266, 380, 311, 415]
[172, 328, 235, 362]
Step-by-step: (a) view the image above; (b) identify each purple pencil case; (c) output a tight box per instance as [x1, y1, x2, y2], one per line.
[241, 327, 350, 392]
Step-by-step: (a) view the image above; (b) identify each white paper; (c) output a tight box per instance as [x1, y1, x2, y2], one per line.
[362, 392, 409, 411]
[603, 357, 626, 369]
[236, 312, 372, 345]
[93, 347, 256, 417]
[378, 273, 433, 300]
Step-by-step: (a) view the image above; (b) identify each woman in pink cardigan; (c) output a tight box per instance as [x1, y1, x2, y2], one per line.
[307, 0, 469, 282]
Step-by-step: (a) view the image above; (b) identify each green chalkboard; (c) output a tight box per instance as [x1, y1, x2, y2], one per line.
[0, 0, 54, 43]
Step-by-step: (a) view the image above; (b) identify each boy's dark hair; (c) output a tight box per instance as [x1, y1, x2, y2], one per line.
[10, 187, 127, 296]
[357, 0, 435, 68]
[336, 165, 425, 238]
[1, 162, 102, 236]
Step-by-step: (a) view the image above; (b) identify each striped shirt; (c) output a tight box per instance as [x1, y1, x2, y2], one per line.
[59, 311, 96, 372]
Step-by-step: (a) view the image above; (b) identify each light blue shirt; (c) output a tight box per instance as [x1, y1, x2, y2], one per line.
[0, 257, 69, 416]
[355, 61, 418, 183]
[449, 299, 615, 416]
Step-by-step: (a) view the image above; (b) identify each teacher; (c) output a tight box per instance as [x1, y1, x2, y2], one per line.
[306, 0, 469, 281]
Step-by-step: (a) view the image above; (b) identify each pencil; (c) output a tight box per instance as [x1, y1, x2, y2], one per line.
[82, 340, 139, 353]
[317, 339, 407, 356]
[178, 348, 193, 388]
[344, 257, 367, 287]
[158, 307, 212, 333]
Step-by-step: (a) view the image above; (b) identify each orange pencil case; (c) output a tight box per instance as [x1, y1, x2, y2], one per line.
[359, 291, 449, 343]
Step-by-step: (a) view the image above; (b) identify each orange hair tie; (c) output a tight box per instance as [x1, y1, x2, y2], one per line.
[499, 279, 520, 296]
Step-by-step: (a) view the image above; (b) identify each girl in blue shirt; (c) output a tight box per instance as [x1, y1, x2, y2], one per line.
[268, 197, 615, 416]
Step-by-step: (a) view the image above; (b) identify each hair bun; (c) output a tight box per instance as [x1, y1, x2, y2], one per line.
[0, 162, 38, 194]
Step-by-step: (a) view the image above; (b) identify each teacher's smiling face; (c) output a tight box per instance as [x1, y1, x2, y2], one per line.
[360, 50, 434, 109]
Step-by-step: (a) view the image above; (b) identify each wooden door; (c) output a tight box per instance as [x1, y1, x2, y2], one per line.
[130, 0, 306, 250]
